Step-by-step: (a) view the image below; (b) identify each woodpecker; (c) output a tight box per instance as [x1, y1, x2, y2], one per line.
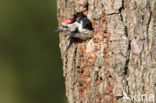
[55, 17, 94, 40]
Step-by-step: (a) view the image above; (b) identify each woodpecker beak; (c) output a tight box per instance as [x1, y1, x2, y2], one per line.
[55, 28, 62, 32]
[61, 19, 73, 26]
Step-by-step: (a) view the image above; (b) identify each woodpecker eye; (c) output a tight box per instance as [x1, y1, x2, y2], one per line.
[65, 25, 68, 28]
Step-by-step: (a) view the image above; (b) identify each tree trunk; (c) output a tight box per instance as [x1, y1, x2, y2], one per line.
[57, 0, 156, 103]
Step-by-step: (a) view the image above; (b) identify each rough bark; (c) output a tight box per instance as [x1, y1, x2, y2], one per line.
[57, 0, 156, 103]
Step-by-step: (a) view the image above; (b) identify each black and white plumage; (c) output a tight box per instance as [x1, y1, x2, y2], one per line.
[55, 17, 94, 40]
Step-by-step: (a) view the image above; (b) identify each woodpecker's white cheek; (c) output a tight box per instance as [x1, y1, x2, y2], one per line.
[78, 21, 83, 32]
[73, 21, 79, 25]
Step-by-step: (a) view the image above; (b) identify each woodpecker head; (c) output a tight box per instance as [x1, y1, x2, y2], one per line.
[55, 19, 75, 32]
[61, 19, 74, 26]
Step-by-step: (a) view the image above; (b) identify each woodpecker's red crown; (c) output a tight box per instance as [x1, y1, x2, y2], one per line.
[61, 19, 73, 26]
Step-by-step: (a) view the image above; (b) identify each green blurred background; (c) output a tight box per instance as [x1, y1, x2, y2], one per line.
[0, 0, 66, 103]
